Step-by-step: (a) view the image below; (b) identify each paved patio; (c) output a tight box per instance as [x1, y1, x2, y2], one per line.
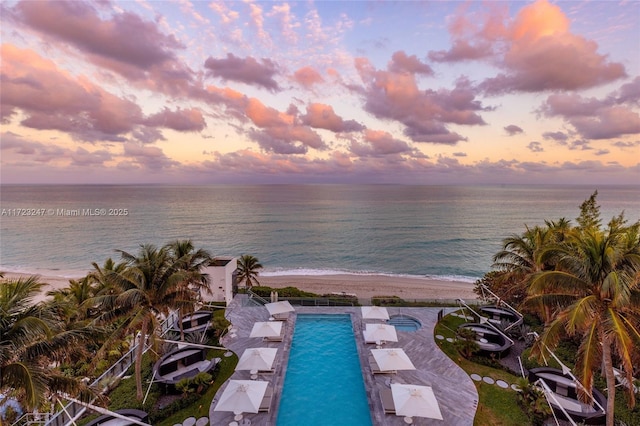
[210, 295, 478, 426]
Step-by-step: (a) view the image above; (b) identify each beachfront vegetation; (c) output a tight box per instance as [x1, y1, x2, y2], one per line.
[237, 254, 263, 288]
[90, 241, 212, 400]
[479, 191, 640, 425]
[0, 275, 100, 412]
[435, 313, 530, 425]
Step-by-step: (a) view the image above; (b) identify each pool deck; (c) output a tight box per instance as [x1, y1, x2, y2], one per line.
[211, 296, 478, 426]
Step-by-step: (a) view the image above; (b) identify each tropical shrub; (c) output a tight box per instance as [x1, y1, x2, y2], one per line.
[453, 328, 480, 359]
[515, 378, 552, 426]
[175, 372, 213, 395]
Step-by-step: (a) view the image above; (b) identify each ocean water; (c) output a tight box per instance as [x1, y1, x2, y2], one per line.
[0, 184, 638, 282]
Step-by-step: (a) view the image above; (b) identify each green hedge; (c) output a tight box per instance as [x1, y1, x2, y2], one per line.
[251, 285, 319, 298]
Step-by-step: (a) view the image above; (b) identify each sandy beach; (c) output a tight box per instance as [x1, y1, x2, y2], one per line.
[2, 271, 478, 303]
[2, 272, 82, 303]
[259, 274, 477, 300]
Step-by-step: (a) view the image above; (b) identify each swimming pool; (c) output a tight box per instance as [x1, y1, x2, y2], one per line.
[387, 314, 422, 332]
[276, 314, 372, 426]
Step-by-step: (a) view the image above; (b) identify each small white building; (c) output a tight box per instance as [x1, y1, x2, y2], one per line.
[202, 257, 238, 306]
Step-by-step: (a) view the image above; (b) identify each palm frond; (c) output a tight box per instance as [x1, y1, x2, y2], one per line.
[0, 361, 48, 410]
[575, 321, 600, 401]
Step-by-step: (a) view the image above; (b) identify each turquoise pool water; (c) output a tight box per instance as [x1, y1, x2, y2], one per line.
[276, 314, 372, 426]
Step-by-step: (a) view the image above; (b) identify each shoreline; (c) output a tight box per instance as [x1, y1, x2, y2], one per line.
[258, 274, 477, 300]
[2, 271, 478, 303]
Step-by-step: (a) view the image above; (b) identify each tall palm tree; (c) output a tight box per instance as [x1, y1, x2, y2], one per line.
[492, 225, 557, 316]
[526, 214, 640, 426]
[237, 254, 263, 289]
[90, 244, 194, 400]
[87, 258, 128, 296]
[0, 275, 98, 410]
[165, 239, 212, 299]
[165, 239, 212, 340]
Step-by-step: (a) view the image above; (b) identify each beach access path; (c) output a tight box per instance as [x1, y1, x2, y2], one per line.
[213, 295, 477, 426]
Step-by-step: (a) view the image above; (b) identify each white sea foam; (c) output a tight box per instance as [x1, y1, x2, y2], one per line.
[0, 265, 87, 279]
[261, 268, 479, 283]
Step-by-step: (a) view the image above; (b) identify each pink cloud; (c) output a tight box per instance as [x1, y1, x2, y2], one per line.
[432, 0, 626, 93]
[248, 130, 308, 155]
[205, 53, 280, 91]
[356, 58, 487, 144]
[12, 0, 182, 69]
[245, 98, 291, 127]
[614, 76, 640, 105]
[71, 147, 113, 166]
[269, 3, 299, 44]
[293, 66, 324, 89]
[350, 130, 413, 157]
[429, 39, 493, 62]
[1, 45, 211, 144]
[145, 108, 206, 132]
[567, 107, 640, 140]
[1, 45, 143, 141]
[543, 131, 569, 143]
[123, 142, 179, 170]
[241, 98, 326, 154]
[541, 84, 640, 140]
[301, 103, 364, 132]
[388, 51, 433, 75]
[429, 3, 505, 62]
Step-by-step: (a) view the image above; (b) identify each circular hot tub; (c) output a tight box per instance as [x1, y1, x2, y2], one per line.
[387, 315, 422, 332]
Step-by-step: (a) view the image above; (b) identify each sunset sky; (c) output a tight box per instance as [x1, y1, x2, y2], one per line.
[1, 0, 639, 185]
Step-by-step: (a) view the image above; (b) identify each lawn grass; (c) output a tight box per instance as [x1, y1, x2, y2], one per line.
[156, 349, 238, 426]
[435, 312, 530, 426]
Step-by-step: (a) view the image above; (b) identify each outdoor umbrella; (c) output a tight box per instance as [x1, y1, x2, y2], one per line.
[361, 306, 390, 320]
[363, 323, 398, 343]
[213, 380, 269, 414]
[390, 383, 443, 420]
[249, 321, 283, 338]
[264, 300, 294, 316]
[371, 348, 416, 371]
[236, 348, 278, 371]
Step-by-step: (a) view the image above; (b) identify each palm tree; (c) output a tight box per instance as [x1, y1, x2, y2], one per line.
[491, 225, 557, 318]
[237, 254, 263, 289]
[526, 209, 640, 426]
[0, 275, 98, 410]
[165, 239, 212, 340]
[90, 244, 194, 400]
[47, 276, 97, 322]
[165, 239, 212, 299]
[87, 257, 128, 296]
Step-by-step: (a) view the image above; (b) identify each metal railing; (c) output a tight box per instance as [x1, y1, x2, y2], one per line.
[246, 289, 270, 306]
[11, 413, 51, 426]
[14, 311, 180, 426]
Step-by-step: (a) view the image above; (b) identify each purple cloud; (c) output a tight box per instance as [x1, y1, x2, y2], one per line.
[205, 53, 280, 91]
[527, 141, 544, 152]
[13, 1, 182, 69]
[388, 51, 433, 75]
[504, 125, 523, 135]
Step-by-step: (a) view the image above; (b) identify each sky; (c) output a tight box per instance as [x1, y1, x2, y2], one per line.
[1, 0, 639, 185]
